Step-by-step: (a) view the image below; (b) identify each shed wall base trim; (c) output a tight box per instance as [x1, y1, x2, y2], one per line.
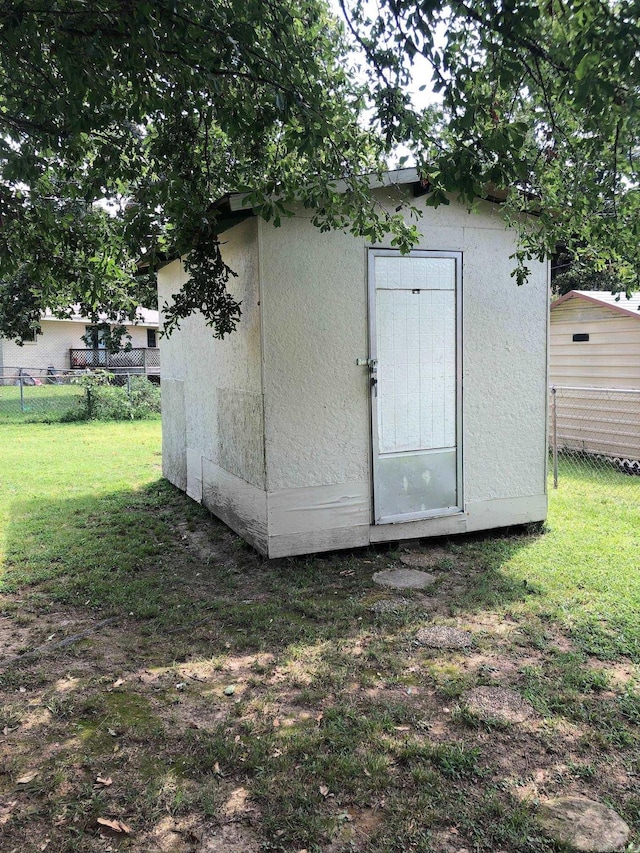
[463, 493, 547, 531]
[266, 491, 547, 557]
[268, 482, 370, 536]
[186, 448, 203, 503]
[267, 525, 371, 559]
[188, 461, 547, 558]
[201, 458, 268, 555]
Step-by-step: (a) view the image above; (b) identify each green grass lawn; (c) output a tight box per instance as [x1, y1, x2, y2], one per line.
[0, 422, 638, 853]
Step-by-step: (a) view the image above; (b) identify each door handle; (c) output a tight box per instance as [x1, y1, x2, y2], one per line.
[357, 358, 378, 396]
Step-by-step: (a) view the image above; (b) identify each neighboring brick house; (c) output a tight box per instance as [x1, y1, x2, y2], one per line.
[0, 308, 160, 379]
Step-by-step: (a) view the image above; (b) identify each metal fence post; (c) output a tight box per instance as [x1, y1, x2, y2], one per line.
[551, 385, 558, 489]
[126, 373, 131, 398]
[19, 374, 25, 413]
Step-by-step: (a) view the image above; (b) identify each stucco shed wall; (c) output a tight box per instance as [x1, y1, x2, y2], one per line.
[258, 190, 548, 555]
[158, 218, 267, 550]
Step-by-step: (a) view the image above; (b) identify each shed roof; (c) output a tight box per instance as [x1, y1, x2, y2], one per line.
[551, 290, 640, 320]
[225, 167, 510, 213]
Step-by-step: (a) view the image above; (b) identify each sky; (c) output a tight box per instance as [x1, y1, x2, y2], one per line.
[329, 0, 443, 165]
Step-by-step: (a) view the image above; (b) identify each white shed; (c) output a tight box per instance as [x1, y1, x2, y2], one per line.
[158, 169, 549, 558]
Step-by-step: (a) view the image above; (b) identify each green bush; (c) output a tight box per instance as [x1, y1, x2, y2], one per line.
[128, 376, 161, 419]
[91, 385, 134, 420]
[64, 373, 162, 421]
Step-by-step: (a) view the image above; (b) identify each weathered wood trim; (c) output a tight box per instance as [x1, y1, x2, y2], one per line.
[267, 481, 370, 536]
[202, 457, 268, 555]
[186, 448, 203, 503]
[464, 494, 547, 532]
[267, 524, 370, 559]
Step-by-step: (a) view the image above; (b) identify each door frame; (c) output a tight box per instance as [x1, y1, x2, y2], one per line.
[367, 248, 464, 524]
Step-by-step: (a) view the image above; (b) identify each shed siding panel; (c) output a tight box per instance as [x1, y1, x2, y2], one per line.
[259, 219, 369, 493]
[461, 223, 548, 502]
[158, 219, 267, 537]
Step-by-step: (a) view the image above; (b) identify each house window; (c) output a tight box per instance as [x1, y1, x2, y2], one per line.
[85, 325, 107, 349]
[572, 333, 590, 342]
[147, 328, 157, 348]
[20, 328, 37, 344]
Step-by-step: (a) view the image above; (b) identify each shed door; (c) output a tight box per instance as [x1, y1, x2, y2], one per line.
[369, 250, 462, 524]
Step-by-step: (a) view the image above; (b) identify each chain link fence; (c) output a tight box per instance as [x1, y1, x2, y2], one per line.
[0, 368, 160, 423]
[0, 368, 85, 423]
[550, 385, 640, 505]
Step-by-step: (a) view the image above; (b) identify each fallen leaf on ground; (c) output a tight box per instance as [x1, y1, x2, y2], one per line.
[16, 772, 38, 785]
[95, 776, 113, 787]
[319, 785, 330, 797]
[112, 678, 124, 688]
[97, 817, 132, 835]
[0, 801, 18, 826]
[224, 685, 236, 696]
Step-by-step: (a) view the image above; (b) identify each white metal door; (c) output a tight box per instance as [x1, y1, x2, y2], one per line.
[369, 250, 462, 524]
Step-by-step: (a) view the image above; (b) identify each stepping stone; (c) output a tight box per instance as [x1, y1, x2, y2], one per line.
[373, 569, 436, 590]
[465, 686, 534, 723]
[415, 626, 473, 649]
[537, 797, 630, 852]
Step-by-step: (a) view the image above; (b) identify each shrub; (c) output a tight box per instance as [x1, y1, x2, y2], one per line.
[128, 376, 161, 419]
[68, 372, 162, 421]
[91, 385, 134, 420]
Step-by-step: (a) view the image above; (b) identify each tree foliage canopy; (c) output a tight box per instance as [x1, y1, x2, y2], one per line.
[342, 0, 640, 285]
[0, 0, 639, 341]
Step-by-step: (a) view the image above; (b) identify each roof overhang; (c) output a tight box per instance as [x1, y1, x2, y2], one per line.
[226, 167, 510, 213]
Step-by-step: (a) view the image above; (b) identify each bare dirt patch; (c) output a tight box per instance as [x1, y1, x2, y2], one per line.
[464, 686, 535, 724]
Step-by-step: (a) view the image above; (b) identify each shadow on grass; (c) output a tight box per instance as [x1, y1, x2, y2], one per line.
[0, 478, 548, 660]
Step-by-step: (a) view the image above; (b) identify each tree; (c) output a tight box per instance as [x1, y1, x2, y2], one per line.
[552, 266, 623, 297]
[339, 0, 640, 287]
[0, 1, 639, 342]
[0, 0, 414, 341]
